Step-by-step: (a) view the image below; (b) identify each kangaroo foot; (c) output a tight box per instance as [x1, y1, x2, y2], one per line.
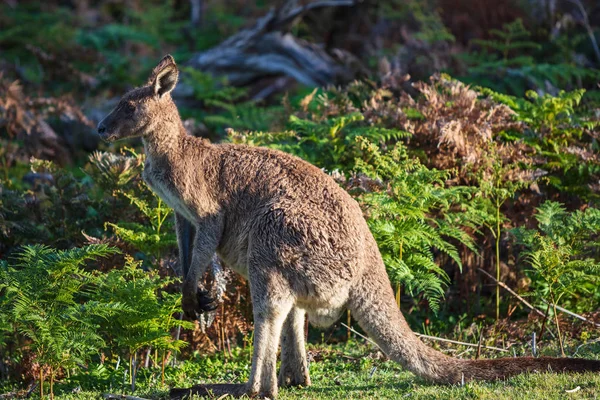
[278, 368, 311, 388]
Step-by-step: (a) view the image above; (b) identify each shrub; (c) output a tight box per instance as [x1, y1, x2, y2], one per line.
[512, 201, 600, 354]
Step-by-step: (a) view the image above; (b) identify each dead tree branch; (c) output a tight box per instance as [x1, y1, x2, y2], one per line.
[176, 0, 364, 99]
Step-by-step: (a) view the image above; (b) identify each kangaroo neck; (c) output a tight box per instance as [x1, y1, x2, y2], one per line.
[142, 120, 186, 161]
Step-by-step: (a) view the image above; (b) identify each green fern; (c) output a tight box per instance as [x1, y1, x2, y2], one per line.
[181, 67, 283, 133]
[355, 138, 482, 312]
[87, 150, 177, 263]
[233, 112, 410, 172]
[468, 141, 534, 320]
[462, 19, 599, 94]
[105, 190, 176, 263]
[90, 256, 193, 388]
[512, 201, 600, 354]
[205, 100, 283, 132]
[479, 87, 600, 198]
[0, 244, 120, 398]
[471, 19, 540, 66]
[378, 0, 454, 44]
[85, 150, 144, 190]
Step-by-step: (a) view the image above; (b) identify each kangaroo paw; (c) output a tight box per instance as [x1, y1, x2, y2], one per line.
[181, 292, 200, 320]
[197, 289, 219, 313]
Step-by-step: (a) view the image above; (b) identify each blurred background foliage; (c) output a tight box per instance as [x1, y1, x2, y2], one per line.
[1, 0, 600, 398]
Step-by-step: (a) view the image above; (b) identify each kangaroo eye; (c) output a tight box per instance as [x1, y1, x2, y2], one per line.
[125, 102, 136, 113]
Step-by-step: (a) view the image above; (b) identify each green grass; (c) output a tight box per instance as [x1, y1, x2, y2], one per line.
[8, 339, 600, 399]
[38, 372, 600, 400]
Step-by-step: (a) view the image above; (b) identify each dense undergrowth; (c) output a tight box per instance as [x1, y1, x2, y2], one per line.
[1, 0, 600, 398]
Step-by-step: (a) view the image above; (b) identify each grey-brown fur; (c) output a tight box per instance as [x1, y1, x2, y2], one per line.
[98, 55, 600, 399]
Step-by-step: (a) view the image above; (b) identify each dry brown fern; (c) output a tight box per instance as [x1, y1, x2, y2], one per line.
[0, 74, 94, 165]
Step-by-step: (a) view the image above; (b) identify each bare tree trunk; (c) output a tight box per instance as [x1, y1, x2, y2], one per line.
[190, 0, 203, 27]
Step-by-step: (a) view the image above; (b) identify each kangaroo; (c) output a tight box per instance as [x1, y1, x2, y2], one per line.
[97, 55, 600, 398]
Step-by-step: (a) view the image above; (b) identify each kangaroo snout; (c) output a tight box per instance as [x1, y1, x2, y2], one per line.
[97, 121, 116, 142]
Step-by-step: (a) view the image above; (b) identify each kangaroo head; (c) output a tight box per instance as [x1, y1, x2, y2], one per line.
[97, 54, 180, 141]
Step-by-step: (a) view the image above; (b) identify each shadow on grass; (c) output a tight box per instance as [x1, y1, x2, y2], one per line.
[285, 376, 424, 396]
[168, 379, 423, 399]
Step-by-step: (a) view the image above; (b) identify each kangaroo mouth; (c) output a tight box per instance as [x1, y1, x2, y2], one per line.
[100, 132, 118, 142]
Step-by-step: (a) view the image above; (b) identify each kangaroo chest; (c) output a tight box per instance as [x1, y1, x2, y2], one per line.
[142, 159, 197, 222]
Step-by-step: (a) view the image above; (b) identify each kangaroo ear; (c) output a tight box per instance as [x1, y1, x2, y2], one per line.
[149, 55, 178, 98]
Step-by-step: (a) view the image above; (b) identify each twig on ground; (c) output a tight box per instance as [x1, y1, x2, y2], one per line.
[341, 322, 509, 353]
[478, 268, 595, 339]
[538, 303, 551, 340]
[415, 333, 509, 353]
[25, 382, 38, 399]
[457, 348, 473, 358]
[341, 323, 379, 347]
[539, 299, 600, 328]
[573, 338, 600, 357]
[477, 268, 546, 318]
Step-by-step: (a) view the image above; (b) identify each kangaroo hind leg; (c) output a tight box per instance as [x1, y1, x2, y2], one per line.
[279, 307, 311, 388]
[246, 265, 294, 398]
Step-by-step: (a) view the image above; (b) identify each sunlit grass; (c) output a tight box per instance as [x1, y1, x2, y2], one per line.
[13, 338, 599, 399]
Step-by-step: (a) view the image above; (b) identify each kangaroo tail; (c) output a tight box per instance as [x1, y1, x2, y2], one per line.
[347, 264, 600, 384]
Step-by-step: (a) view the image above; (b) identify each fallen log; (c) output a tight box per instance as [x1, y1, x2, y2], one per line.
[175, 0, 367, 100]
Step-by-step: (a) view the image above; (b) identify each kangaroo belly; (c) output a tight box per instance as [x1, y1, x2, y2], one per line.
[295, 279, 351, 328]
[217, 249, 249, 279]
[305, 307, 345, 328]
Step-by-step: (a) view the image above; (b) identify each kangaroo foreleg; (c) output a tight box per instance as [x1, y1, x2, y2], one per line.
[175, 213, 195, 278]
[179, 216, 221, 319]
[278, 307, 311, 388]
